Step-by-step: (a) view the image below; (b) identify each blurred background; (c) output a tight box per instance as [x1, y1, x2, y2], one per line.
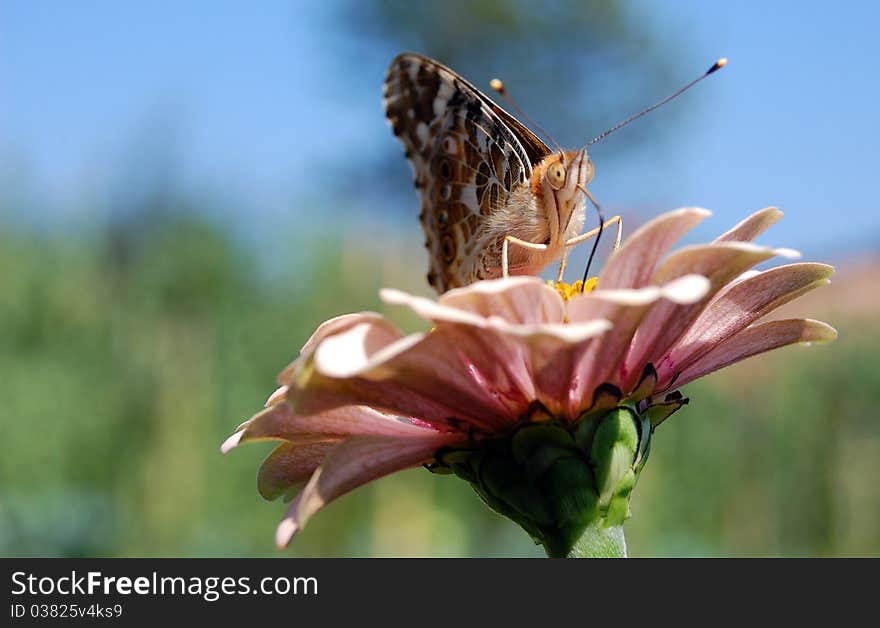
[2, 0, 877, 557]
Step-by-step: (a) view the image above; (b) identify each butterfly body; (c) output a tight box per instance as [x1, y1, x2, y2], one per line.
[384, 53, 594, 293]
[481, 149, 590, 277]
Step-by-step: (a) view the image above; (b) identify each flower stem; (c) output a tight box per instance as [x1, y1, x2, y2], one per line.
[544, 523, 627, 558]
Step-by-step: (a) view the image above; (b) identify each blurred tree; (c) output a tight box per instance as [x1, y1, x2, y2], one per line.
[337, 0, 681, 204]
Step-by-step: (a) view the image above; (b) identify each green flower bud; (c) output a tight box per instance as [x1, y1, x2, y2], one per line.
[433, 402, 652, 557]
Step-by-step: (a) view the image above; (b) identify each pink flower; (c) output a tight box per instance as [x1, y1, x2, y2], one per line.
[223, 207, 836, 552]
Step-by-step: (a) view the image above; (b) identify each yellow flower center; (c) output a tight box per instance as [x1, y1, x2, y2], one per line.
[550, 278, 598, 301]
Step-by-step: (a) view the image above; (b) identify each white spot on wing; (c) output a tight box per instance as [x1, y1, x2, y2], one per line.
[460, 187, 478, 209]
[416, 123, 429, 147]
[433, 82, 453, 117]
[406, 60, 419, 82]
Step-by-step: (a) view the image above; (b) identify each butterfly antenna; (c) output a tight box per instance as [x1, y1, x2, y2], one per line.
[586, 58, 728, 147]
[577, 184, 604, 291]
[490, 78, 564, 154]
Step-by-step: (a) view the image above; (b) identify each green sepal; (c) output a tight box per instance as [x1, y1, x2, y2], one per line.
[590, 406, 639, 506]
[574, 413, 599, 450]
[524, 446, 580, 482]
[541, 456, 600, 525]
[634, 413, 653, 475]
[511, 423, 577, 463]
[644, 392, 689, 428]
[605, 469, 636, 525]
[432, 398, 654, 558]
[480, 453, 555, 526]
[423, 461, 453, 475]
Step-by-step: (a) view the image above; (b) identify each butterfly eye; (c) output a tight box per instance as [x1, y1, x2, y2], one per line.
[547, 161, 566, 190]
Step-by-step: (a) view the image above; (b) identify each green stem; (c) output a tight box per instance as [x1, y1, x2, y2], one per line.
[544, 523, 627, 558]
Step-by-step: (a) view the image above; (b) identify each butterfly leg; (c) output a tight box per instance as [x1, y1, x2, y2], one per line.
[562, 215, 623, 252]
[502, 235, 549, 278]
[555, 250, 569, 283]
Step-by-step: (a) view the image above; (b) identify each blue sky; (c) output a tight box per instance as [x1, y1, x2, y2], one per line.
[2, 1, 878, 262]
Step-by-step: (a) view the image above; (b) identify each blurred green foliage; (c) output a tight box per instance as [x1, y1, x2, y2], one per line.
[1, 205, 876, 557]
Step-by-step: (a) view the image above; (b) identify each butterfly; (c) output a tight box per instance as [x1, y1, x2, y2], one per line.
[383, 52, 620, 294]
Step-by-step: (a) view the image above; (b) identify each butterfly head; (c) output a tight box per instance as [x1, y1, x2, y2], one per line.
[533, 149, 594, 245]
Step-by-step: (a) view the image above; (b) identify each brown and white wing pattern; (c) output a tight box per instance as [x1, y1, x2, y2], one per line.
[384, 53, 551, 292]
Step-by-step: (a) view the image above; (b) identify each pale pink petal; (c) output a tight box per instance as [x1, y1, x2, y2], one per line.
[300, 312, 391, 356]
[309, 319, 520, 426]
[222, 427, 331, 456]
[517, 321, 612, 417]
[622, 242, 800, 391]
[382, 284, 592, 340]
[596, 207, 711, 290]
[277, 314, 524, 430]
[265, 385, 288, 407]
[295, 297, 611, 426]
[436, 276, 565, 325]
[500, 319, 612, 342]
[657, 263, 834, 387]
[429, 326, 537, 418]
[713, 206, 783, 243]
[220, 402, 437, 453]
[670, 318, 837, 390]
[277, 313, 405, 385]
[293, 317, 612, 429]
[727, 270, 762, 287]
[258, 440, 342, 500]
[313, 322, 425, 379]
[348, 310, 610, 420]
[417, 321, 610, 421]
[275, 433, 463, 547]
[287, 326, 530, 432]
[380, 289, 490, 327]
[570, 274, 711, 313]
[563, 275, 711, 414]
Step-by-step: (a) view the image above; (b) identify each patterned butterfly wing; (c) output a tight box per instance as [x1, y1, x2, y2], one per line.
[384, 53, 552, 293]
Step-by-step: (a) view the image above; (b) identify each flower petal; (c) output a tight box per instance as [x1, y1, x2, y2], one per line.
[286, 323, 530, 432]
[380, 288, 490, 327]
[564, 275, 711, 414]
[295, 299, 611, 427]
[622, 241, 799, 391]
[277, 312, 405, 385]
[596, 207, 711, 290]
[265, 385, 288, 407]
[275, 433, 461, 547]
[671, 318, 838, 389]
[314, 322, 424, 379]
[300, 312, 391, 356]
[657, 263, 834, 388]
[221, 427, 328, 456]
[258, 440, 342, 500]
[382, 283, 582, 337]
[713, 206, 783, 243]
[436, 277, 565, 325]
[516, 321, 612, 416]
[220, 402, 437, 454]
[571, 274, 711, 311]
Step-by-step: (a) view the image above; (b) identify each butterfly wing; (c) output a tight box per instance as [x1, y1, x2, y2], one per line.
[384, 53, 551, 293]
